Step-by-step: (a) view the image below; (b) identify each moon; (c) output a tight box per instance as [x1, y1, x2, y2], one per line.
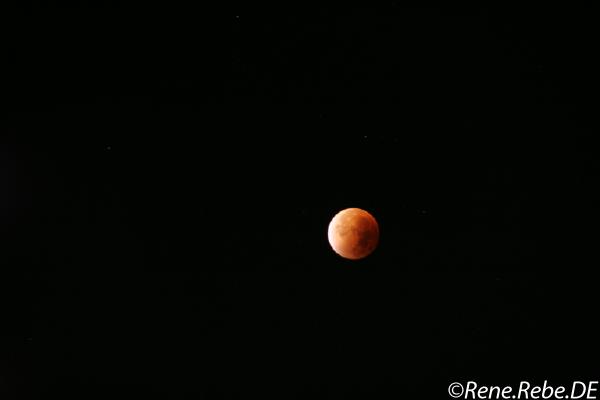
[327, 208, 379, 260]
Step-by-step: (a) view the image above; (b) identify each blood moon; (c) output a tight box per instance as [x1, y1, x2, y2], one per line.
[327, 208, 379, 260]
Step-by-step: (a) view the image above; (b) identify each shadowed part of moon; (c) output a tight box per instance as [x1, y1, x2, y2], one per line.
[328, 208, 379, 260]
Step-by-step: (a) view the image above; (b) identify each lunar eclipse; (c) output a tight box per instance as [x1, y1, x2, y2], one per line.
[327, 207, 379, 260]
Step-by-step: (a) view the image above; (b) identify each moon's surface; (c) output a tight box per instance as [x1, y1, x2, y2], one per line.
[328, 208, 379, 260]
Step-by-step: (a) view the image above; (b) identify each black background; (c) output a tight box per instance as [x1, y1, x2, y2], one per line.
[4, 4, 600, 399]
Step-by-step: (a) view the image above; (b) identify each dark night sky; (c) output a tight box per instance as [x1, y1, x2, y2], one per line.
[4, 4, 600, 399]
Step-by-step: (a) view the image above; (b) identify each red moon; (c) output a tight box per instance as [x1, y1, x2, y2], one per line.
[327, 208, 379, 260]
